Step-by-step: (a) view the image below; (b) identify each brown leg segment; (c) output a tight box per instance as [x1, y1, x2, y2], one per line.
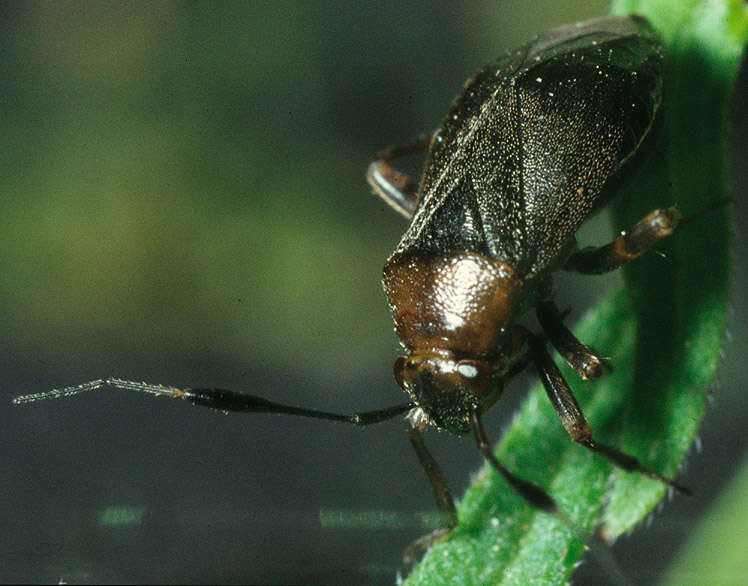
[366, 133, 434, 219]
[536, 299, 604, 380]
[402, 426, 457, 569]
[408, 426, 458, 529]
[565, 207, 680, 274]
[527, 335, 691, 495]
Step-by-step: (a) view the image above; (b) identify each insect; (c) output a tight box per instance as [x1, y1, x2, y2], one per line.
[15, 13, 689, 571]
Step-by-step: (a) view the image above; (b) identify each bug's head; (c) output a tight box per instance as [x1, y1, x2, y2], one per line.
[383, 249, 522, 433]
[382, 249, 522, 433]
[393, 350, 496, 434]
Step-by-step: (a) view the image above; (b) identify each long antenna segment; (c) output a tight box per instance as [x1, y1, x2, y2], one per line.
[12, 378, 186, 404]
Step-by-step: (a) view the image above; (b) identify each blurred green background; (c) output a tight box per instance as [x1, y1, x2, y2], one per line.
[2, 1, 746, 584]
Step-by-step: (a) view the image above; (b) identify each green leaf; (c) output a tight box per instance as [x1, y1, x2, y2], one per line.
[405, 2, 746, 584]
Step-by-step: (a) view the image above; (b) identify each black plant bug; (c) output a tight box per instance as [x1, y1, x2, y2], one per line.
[14, 13, 692, 579]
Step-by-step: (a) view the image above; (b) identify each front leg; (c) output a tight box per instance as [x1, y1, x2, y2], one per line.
[401, 425, 457, 569]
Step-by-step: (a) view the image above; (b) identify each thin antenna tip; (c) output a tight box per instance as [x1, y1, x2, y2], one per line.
[12, 378, 188, 406]
[12, 391, 54, 405]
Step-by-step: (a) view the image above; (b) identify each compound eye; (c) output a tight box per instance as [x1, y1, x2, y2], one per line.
[393, 356, 408, 389]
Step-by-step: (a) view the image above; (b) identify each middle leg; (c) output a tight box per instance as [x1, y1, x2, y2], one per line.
[536, 299, 605, 380]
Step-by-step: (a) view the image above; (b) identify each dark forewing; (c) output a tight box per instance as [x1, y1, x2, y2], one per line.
[391, 38, 527, 261]
[513, 16, 664, 274]
[393, 16, 663, 277]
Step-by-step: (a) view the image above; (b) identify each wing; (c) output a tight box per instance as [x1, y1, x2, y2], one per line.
[511, 16, 664, 274]
[392, 16, 663, 278]
[391, 38, 526, 261]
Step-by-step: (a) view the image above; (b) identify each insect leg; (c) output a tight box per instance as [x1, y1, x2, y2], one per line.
[536, 299, 604, 379]
[564, 207, 680, 274]
[13, 378, 414, 426]
[471, 409, 559, 515]
[408, 426, 458, 529]
[367, 132, 434, 219]
[527, 336, 691, 495]
[401, 426, 457, 568]
[472, 407, 633, 584]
